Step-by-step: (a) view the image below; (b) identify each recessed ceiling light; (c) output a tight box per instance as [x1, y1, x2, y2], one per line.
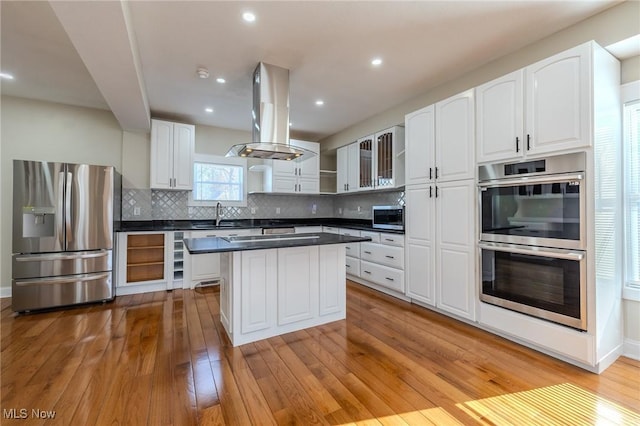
[0, 72, 15, 80]
[242, 12, 256, 22]
[371, 58, 383, 66]
[315, 100, 324, 106]
[205, 107, 214, 113]
[216, 77, 226, 84]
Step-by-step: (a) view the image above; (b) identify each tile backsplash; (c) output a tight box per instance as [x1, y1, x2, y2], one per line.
[122, 188, 404, 222]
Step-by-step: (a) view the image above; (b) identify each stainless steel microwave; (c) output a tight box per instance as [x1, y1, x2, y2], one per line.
[372, 206, 404, 231]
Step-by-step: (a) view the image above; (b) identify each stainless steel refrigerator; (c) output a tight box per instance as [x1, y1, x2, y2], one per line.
[12, 160, 120, 312]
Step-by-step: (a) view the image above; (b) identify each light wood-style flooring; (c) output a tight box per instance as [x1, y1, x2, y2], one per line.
[1, 281, 639, 425]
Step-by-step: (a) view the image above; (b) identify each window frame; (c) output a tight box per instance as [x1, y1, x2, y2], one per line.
[622, 80, 640, 301]
[188, 154, 248, 207]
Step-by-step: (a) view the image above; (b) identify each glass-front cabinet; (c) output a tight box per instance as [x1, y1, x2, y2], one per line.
[346, 126, 405, 193]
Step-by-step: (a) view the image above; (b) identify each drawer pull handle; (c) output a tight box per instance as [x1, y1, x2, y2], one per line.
[363, 270, 372, 274]
[385, 255, 394, 259]
[385, 277, 394, 281]
[346, 247, 350, 250]
[384, 238, 394, 242]
[364, 251, 372, 254]
[346, 265, 351, 268]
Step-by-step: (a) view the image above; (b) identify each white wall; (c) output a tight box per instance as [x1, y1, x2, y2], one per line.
[319, 1, 640, 153]
[0, 96, 123, 294]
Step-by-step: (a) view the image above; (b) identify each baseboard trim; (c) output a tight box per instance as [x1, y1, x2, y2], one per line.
[623, 338, 640, 361]
[0, 287, 12, 298]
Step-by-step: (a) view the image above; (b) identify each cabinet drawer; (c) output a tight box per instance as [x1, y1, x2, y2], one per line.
[345, 257, 360, 277]
[360, 231, 380, 243]
[339, 228, 361, 237]
[360, 261, 404, 292]
[360, 242, 404, 269]
[344, 242, 360, 258]
[379, 233, 404, 247]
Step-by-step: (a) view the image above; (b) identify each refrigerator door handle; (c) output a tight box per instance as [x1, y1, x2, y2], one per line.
[57, 171, 66, 248]
[14, 272, 111, 287]
[14, 250, 110, 262]
[65, 171, 72, 247]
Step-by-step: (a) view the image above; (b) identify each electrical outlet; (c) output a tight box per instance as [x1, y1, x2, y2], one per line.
[357, 206, 361, 213]
[312, 204, 317, 214]
[133, 206, 141, 216]
[338, 207, 343, 215]
[251, 207, 257, 214]
[276, 207, 281, 214]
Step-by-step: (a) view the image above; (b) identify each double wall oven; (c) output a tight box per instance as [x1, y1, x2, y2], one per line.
[478, 153, 587, 330]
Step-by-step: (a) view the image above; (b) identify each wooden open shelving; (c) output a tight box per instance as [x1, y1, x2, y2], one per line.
[126, 233, 165, 283]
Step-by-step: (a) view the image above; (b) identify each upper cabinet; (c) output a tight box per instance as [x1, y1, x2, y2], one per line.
[337, 142, 359, 193]
[476, 43, 591, 163]
[266, 139, 320, 193]
[150, 119, 195, 190]
[405, 105, 435, 187]
[435, 90, 475, 182]
[337, 126, 405, 193]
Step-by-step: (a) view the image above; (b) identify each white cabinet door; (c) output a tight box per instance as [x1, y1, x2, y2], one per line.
[525, 43, 591, 155]
[347, 143, 360, 192]
[405, 186, 435, 305]
[319, 245, 346, 316]
[272, 175, 297, 192]
[435, 90, 475, 182]
[241, 249, 277, 334]
[293, 139, 320, 179]
[435, 180, 476, 321]
[336, 145, 349, 194]
[150, 119, 194, 190]
[269, 139, 319, 193]
[476, 70, 524, 163]
[298, 177, 320, 193]
[405, 105, 435, 186]
[278, 246, 319, 325]
[150, 120, 173, 189]
[173, 123, 195, 190]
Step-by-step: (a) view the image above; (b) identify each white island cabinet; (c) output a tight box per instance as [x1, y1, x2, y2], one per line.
[184, 232, 367, 347]
[220, 244, 346, 346]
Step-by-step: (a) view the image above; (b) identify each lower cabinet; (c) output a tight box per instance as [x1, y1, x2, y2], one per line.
[220, 244, 346, 346]
[343, 228, 406, 297]
[185, 228, 261, 288]
[405, 179, 476, 321]
[116, 231, 171, 295]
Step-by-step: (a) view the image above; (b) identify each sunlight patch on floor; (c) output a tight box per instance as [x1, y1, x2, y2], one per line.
[456, 382, 640, 425]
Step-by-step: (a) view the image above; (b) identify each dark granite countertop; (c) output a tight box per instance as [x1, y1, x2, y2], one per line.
[116, 218, 404, 234]
[184, 232, 372, 254]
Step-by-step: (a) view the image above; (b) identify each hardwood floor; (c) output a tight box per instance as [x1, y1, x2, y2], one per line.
[1, 281, 638, 425]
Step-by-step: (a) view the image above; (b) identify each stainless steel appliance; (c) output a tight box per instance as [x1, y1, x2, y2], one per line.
[372, 205, 404, 231]
[478, 153, 587, 330]
[12, 160, 119, 312]
[479, 152, 586, 250]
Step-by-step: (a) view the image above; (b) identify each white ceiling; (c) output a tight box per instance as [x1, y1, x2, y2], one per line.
[0, 0, 628, 140]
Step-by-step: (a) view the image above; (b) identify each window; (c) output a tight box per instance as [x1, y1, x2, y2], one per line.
[189, 154, 247, 207]
[623, 81, 640, 301]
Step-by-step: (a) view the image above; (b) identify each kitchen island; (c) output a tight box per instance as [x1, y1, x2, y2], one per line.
[183, 232, 371, 346]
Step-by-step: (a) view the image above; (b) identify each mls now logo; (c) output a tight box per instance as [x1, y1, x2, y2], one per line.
[3, 408, 56, 419]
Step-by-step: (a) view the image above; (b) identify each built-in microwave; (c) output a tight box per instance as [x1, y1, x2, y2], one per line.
[372, 206, 404, 231]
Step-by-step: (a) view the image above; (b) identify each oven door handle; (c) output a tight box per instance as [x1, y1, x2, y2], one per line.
[478, 241, 584, 261]
[478, 173, 584, 188]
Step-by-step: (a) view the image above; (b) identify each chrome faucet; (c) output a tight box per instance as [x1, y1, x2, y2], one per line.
[215, 202, 223, 226]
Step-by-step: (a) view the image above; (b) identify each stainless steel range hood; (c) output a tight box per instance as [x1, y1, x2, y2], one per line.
[226, 63, 315, 161]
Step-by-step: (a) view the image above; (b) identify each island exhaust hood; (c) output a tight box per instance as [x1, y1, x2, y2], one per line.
[226, 63, 316, 161]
